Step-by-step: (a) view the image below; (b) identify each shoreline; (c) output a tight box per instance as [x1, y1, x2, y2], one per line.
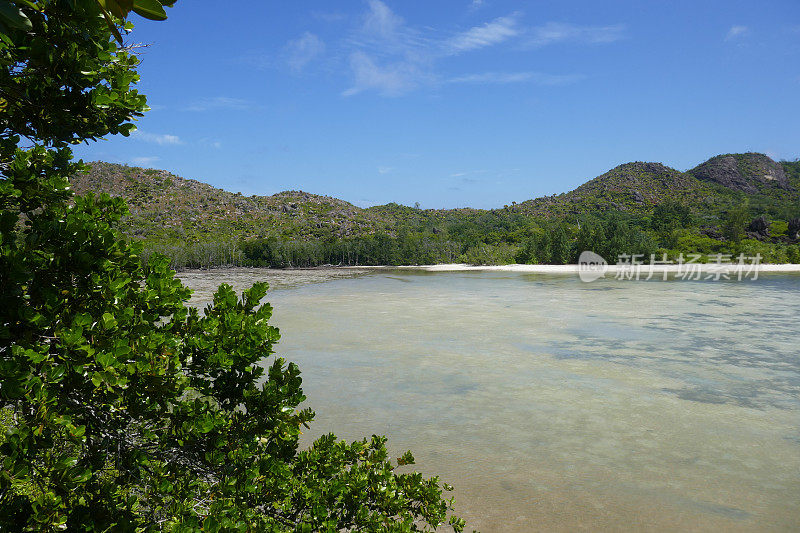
[177, 263, 800, 274]
[348, 263, 800, 274]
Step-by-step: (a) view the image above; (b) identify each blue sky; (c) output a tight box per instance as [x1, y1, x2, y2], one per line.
[74, 0, 800, 209]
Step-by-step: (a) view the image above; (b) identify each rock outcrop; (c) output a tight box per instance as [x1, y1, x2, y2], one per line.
[747, 216, 770, 239]
[689, 153, 789, 194]
[788, 218, 800, 240]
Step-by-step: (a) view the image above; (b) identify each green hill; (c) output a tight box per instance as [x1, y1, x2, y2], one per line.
[73, 162, 393, 241]
[517, 154, 799, 220]
[70, 154, 800, 267]
[517, 161, 714, 217]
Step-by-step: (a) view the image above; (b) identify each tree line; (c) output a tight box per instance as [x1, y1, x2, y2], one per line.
[141, 201, 800, 269]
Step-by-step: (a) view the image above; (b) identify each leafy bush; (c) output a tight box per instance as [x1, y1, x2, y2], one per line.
[676, 232, 726, 255]
[460, 243, 519, 265]
[0, 2, 464, 531]
[722, 202, 750, 242]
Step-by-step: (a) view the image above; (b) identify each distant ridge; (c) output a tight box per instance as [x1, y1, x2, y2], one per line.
[72, 154, 799, 243]
[72, 162, 392, 241]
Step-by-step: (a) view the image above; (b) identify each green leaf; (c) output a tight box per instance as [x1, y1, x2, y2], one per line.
[96, 351, 116, 368]
[101, 0, 128, 18]
[0, 1, 32, 31]
[71, 468, 92, 483]
[132, 0, 167, 21]
[55, 455, 78, 470]
[49, 365, 66, 381]
[24, 348, 47, 364]
[396, 451, 415, 466]
[101, 312, 117, 329]
[203, 516, 220, 533]
[97, 4, 125, 43]
[198, 415, 215, 433]
[117, 0, 135, 13]
[119, 123, 137, 136]
[74, 313, 92, 328]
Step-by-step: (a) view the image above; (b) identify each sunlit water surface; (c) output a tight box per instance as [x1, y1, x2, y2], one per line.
[178, 268, 800, 532]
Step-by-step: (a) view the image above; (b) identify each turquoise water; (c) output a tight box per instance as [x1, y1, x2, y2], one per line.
[180, 269, 800, 532]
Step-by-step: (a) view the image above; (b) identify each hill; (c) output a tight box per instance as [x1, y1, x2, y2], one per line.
[73, 162, 392, 241]
[689, 152, 790, 193]
[516, 154, 799, 220]
[687, 153, 800, 220]
[517, 161, 715, 218]
[70, 154, 800, 267]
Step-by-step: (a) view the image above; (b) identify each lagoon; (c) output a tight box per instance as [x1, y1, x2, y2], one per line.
[179, 268, 800, 532]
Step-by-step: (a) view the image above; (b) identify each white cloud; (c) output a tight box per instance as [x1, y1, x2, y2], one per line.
[470, 0, 485, 9]
[445, 15, 520, 54]
[348, 0, 431, 57]
[184, 97, 253, 112]
[363, 0, 404, 39]
[130, 156, 160, 166]
[132, 131, 183, 145]
[342, 1, 434, 95]
[337, 3, 609, 96]
[343, 51, 426, 97]
[377, 166, 394, 174]
[199, 138, 222, 149]
[285, 32, 325, 73]
[450, 170, 486, 178]
[525, 22, 625, 47]
[448, 71, 584, 85]
[725, 25, 749, 41]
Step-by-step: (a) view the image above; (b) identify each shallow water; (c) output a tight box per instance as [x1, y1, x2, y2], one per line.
[178, 268, 800, 532]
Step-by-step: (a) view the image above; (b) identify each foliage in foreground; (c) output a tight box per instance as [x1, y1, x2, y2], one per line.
[0, 1, 464, 531]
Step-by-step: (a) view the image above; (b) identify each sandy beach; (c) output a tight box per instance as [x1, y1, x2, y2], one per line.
[351, 263, 800, 274]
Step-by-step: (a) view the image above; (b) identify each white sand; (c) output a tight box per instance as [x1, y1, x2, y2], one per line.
[350, 263, 800, 274]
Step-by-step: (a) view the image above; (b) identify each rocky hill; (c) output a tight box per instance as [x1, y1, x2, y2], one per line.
[71, 154, 799, 244]
[513, 153, 798, 221]
[517, 161, 715, 217]
[688, 153, 790, 193]
[73, 162, 392, 241]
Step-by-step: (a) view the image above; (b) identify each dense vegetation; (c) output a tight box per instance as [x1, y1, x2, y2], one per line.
[75, 155, 800, 269]
[0, 2, 465, 531]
